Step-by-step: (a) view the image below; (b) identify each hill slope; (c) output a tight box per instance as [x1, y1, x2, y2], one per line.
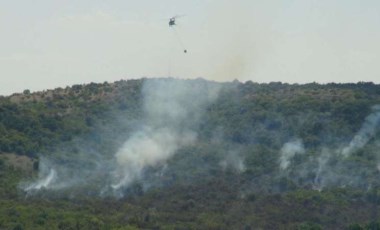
[1, 79, 380, 229]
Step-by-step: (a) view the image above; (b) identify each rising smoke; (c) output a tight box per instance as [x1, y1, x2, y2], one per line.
[111, 79, 220, 192]
[279, 139, 305, 170]
[24, 158, 57, 191]
[22, 78, 221, 197]
[341, 105, 380, 157]
[219, 149, 246, 173]
[278, 105, 380, 191]
[22, 82, 380, 196]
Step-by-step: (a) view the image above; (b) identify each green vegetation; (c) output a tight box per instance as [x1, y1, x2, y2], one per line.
[1, 79, 380, 229]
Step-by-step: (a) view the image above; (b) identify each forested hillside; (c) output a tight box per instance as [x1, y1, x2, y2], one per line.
[1, 78, 380, 229]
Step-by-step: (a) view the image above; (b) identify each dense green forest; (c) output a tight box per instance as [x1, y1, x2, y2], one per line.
[1, 78, 380, 229]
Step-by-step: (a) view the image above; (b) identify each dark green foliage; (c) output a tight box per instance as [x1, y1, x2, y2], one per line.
[1, 79, 380, 229]
[0, 80, 143, 157]
[297, 222, 322, 230]
[349, 223, 364, 230]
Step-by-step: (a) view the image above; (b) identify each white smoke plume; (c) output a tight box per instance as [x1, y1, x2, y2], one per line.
[22, 152, 114, 195]
[22, 158, 57, 191]
[219, 150, 246, 173]
[274, 105, 380, 192]
[312, 148, 333, 191]
[111, 127, 196, 189]
[111, 79, 220, 191]
[21, 79, 220, 197]
[26, 169, 56, 191]
[341, 105, 380, 157]
[279, 139, 305, 170]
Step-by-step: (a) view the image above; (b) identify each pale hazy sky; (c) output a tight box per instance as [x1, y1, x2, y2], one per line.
[1, 0, 379, 95]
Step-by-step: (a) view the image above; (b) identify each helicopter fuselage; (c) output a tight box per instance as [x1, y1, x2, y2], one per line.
[169, 18, 176, 27]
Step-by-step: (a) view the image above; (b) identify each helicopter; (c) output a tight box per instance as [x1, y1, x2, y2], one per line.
[168, 15, 184, 27]
[168, 15, 187, 53]
[169, 17, 176, 27]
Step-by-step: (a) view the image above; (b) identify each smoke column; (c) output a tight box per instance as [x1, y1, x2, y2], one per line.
[341, 105, 380, 157]
[312, 148, 332, 191]
[24, 160, 57, 191]
[22, 79, 220, 197]
[219, 150, 246, 173]
[111, 79, 220, 191]
[279, 139, 305, 170]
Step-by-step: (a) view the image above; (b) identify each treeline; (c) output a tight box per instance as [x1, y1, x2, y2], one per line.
[1, 79, 379, 157]
[0, 80, 143, 157]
